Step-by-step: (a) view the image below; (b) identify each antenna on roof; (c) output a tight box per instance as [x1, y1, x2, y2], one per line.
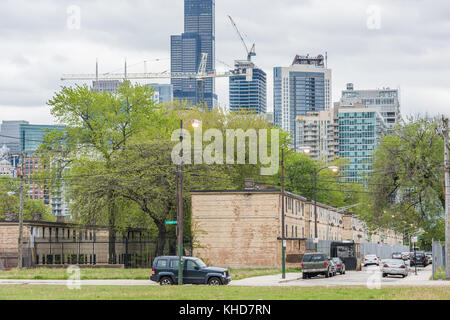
[325, 52, 328, 68]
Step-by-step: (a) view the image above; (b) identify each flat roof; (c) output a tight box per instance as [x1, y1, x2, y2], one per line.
[191, 189, 351, 214]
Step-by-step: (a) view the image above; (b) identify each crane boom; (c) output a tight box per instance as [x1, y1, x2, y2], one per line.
[228, 15, 249, 56]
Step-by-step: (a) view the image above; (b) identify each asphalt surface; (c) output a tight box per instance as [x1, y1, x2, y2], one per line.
[0, 264, 447, 287]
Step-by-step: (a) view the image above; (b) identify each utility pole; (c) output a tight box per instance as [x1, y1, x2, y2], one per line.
[443, 117, 450, 279]
[17, 151, 24, 269]
[281, 149, 286, 279]
[313, 167, 318, 252]
[177, 119, 184, 285]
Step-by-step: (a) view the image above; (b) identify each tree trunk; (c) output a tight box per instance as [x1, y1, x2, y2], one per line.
[155, 222, 167, 257]
[108, 196, 117, 264]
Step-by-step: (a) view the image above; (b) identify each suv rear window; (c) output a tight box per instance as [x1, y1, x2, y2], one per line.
[302, 254, 325, 262]
[156, 259, 168, 268]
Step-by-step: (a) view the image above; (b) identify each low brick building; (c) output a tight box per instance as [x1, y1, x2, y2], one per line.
[191, 187, 403, 268]
[0, 220, 155, 268]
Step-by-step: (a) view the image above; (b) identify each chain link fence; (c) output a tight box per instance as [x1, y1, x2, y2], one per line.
[432, 240, 445, 280]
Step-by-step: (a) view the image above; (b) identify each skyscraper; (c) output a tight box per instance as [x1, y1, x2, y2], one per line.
[340, 83, 400, 131]
[273, 54, 332, 148]
[171, 0, 216, 110]
[0, 120, 29, 153]
[295, 110, 338, 163]
[335, 103, 387, 183]
[229, 61, 267, 114]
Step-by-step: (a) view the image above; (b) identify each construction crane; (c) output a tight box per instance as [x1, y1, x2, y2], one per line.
[61, 53, 246, 106]
[228, 15, 256, 62]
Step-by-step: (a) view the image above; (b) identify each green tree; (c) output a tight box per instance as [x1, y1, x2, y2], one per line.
[41, 82, 160, 262]
[362, 117, 444, 235]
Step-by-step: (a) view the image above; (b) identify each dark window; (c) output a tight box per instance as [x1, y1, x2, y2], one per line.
[186, 260, 198, 270]
[170, 259, 179, 269]
[156, 259, 168, 268]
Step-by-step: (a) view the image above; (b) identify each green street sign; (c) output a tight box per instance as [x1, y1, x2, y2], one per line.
[165, 221, 177, 225]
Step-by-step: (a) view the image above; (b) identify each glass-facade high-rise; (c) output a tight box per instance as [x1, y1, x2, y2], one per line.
[273, 55, 332, 148]
[340, 83, 400, 131]
[336, 106, 387, 183]
[19, 124, 64, 152]
[229, 62, 267, 114]
[171, 0, 217, 110]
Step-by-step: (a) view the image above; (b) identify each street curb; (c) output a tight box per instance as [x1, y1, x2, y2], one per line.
[279, 277, 301, 283]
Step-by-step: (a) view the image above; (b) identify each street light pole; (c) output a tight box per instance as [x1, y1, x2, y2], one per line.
[281, 149, 285, 279]
[17, 151, 24, 269]
[313, 167, 318, 252]
[177, 119, 184, 285]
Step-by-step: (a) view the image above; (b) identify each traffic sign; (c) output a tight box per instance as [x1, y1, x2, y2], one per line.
[313, 238, 319, 244]
[165, 221, 177, 225]
[411, 236, 418, 243]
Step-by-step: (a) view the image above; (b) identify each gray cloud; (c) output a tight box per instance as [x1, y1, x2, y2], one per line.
[0, 0, 449, 124]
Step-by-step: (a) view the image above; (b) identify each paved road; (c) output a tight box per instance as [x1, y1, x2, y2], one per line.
[231, 264, 450, 287]
[0, 265, 447, 287]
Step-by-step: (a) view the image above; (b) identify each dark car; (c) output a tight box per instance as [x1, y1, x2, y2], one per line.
[301, 253, 334, 279]
[410, 251, 428, 267]
[150, 256, 231, 285]
[331, 257, 346, 275]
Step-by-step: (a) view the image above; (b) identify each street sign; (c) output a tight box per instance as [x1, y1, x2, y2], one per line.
[165, 221, 177, 225]
[282, 240, 286, 248]
[411, 236, 418, 243]
[313, 238, 319, 244]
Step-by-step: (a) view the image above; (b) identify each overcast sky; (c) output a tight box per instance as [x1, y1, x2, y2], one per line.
[1, 0, 449, 125]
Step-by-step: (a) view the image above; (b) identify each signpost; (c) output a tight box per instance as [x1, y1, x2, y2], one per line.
[165, 221, 178, 225]
[412, 236, 418, 275]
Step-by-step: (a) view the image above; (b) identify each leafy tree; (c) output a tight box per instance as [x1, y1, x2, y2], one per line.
[362, 117, 444, 236]
[41, 82, 159, 262]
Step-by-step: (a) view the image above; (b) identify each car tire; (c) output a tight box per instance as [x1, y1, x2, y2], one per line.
[302, 273, 307, 279]
[342, 267, 346, 275]
[208, 277, 222, 286]
[382, 273, 387, 278]
[160, 276, 174, 286]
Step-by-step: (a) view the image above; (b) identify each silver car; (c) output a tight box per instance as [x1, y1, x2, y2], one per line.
[382, 259, 409, 278]
[363, 254, 380, 266]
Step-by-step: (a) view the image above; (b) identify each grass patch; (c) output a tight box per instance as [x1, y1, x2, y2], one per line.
[0, 268, 153, 280]
[431, 267, 449, 280]
[0, 285, 448, 300]
[0, 267, 301, 281]
[229, 267, 301, 280]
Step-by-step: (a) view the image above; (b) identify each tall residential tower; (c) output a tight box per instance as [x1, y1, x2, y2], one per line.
[273, 54, 332, 149]
[340, 83, 400, 131]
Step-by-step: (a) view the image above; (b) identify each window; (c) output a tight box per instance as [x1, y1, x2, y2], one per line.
[170, 259, 179, 269]
[156, 259, 168, 268]
[185, 260, 198, 270]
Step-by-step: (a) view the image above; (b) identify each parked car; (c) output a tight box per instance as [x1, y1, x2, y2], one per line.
[410, 251, 429, 267]
[392, 252, 402, 259]
[401, 252, 410, 260]
[329, 259, 338, 276]
[150, 256, 231, 285]
[363, 254, 380, 267]
[301, 253, 334, 279]
[331, 257, 346, 275]
[382, 259, 409, 278]
[426, 252, 433, 264]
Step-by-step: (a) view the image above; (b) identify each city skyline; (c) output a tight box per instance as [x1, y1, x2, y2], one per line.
[1, 0, 449, 124]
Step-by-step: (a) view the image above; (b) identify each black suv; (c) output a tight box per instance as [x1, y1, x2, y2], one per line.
[410, 251, 429, 267]
[150, 256, 231, 285]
